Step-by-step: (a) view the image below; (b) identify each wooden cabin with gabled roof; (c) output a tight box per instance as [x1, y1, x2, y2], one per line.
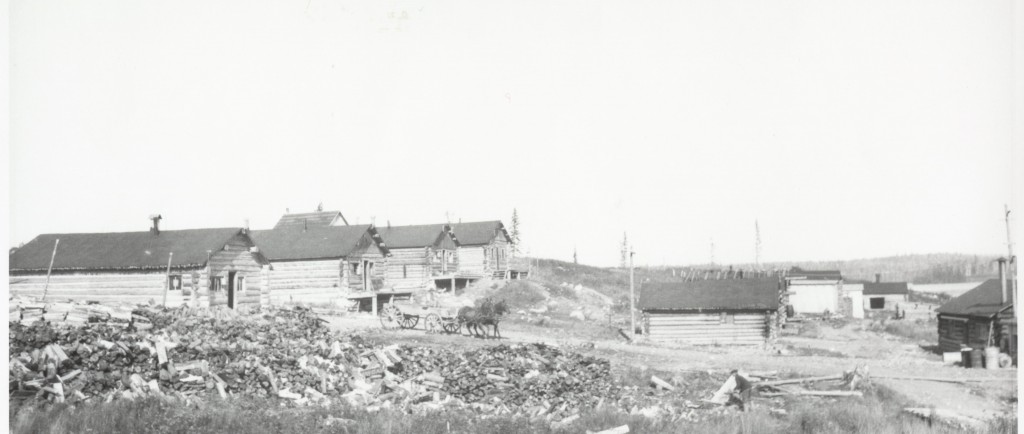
[936, 274, 1017, 363]
[375, 223, 460, 290]
[450, 221, 513, 279]
[249, 224, 389, 305]
[639, 277, 783, 345]
[9, 216, 270, 309]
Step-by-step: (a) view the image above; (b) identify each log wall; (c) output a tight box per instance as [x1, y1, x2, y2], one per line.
[202, 246, 265, 308]
[384, 248, 434, 289]
[268, 259, 345, 305]
[8, 270, 193, 306]
[644, 310, 770, 345]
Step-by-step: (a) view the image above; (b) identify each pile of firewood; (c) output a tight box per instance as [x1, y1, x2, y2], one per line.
[8, 305, 626, 422]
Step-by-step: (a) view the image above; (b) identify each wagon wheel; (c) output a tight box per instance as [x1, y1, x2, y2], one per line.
[400, 314, 420, 329]
[379, 304, 402, 330]
[424, 313, 443, 333]
[442, 320, 461, 334]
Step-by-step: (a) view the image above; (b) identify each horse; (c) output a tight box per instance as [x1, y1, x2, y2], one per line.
[457, 299, 491, 338]
[476, 300, 509, 339]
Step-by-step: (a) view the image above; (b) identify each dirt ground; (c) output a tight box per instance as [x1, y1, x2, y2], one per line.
[324, 309, 1017, 422]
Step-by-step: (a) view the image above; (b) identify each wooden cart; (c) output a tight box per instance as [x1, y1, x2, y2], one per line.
[378, 302, 462, 334]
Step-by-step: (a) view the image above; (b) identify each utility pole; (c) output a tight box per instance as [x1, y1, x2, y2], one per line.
[755, 220, 762, 270]
[1006, 205, 1016, 318]
[629, 248, 636, 335]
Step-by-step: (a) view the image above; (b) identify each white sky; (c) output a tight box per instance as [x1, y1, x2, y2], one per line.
[8, 0, 1021, 267]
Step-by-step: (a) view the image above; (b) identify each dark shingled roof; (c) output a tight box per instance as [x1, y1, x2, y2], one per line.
[273, 211, 348, 229]
[863, 282, 909, 296]
[250, 225, 382, 261]
[788, 267, 842, 281]
[376, 224, 456, 250]
[639, 278, 780, 311]
[10, 228, 249, 272]
[451, 221, 509, 246]
[937, 279, 1014, 317]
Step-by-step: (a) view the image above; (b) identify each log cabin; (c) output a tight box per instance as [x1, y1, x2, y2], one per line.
[640, 278, 782, 345]
[249, 225, 389, 305]
[375, 224, 459, 291]
[450, 221, 512, 280]
[936, 275, 1016, 363]
[9, 217, 269, 309]
[273, 209, 349, 229]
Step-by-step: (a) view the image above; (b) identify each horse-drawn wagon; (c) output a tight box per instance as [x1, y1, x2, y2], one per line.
[378, 301, 463, 334]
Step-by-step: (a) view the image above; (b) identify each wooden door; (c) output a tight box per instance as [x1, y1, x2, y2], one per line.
[227, 271, 236, 309]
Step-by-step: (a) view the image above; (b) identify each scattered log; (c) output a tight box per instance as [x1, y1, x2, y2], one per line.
[761, 390, 863, 397]
[650, 375, 675, 391]
[587, 425, 630, 434]
[754, 374, 844, 387]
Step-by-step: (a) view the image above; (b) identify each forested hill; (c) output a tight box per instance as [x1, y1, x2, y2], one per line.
[725, 253, 1004, 284]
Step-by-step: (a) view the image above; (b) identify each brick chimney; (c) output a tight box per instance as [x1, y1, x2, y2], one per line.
[149, 214, 162, 235]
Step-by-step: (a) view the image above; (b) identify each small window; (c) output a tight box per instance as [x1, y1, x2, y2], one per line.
[403, 265, 408, 279]
[354, 262, 363, 276]
[211, 277, 223, 292]
[168, 275, 182, 291]
[237, 276, 245, 293]
[869, 298, 885, 309]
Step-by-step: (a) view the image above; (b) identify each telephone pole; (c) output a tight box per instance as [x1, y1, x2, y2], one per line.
[1006, 205, 1016, 318]
[629, 247, 636, 335]
[755, 220, 762, 270]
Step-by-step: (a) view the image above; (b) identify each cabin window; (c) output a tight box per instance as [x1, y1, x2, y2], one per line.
[211, 277, 223, 292]
[869, 298, 885, 309]
[403, 265, 408, 279]
[237, 276, 245, 293]
[168, 275, 182, 291]
[353, 262, 362, 275]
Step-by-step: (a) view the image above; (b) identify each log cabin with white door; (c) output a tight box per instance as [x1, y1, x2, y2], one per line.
[640, 278, 782, 345]
[450, 221, 512, 280]
[249, 224, 389, 305]
[375, 224, 459, 290]
[8, 216, 270, 309]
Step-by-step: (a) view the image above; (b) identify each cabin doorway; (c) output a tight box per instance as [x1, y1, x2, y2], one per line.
[227, 271, 237, 309]
[362, 261, 371, 291]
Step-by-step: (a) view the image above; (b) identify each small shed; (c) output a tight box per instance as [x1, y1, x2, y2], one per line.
[639, 278, 781, 345]
[9, 222, 269, 309]
[936, 279, 1016, 361]
[375, 224, 460, 290]
[786, 267, 842, 315]
[250, 225, 389, 305]
[863, 282, 909, 310]
[450, 221, 512, 279]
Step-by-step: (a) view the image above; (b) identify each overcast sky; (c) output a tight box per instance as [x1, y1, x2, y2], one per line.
[8, 0, 1020, 267]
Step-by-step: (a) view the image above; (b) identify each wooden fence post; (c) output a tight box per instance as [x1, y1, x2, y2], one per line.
[40, 239, 60, 302]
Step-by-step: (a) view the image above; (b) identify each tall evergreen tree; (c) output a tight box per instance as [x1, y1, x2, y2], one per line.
[620, 232, 629, 268]
[510, 209, 521, 257]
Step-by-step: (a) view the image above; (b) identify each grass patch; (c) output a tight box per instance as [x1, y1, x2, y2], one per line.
[870, 318, 937, 343]
[485, 280, 547, 309]
[10, 386, 1016, 434]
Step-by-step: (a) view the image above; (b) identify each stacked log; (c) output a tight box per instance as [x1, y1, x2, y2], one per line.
[9, 303, 749, 425]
